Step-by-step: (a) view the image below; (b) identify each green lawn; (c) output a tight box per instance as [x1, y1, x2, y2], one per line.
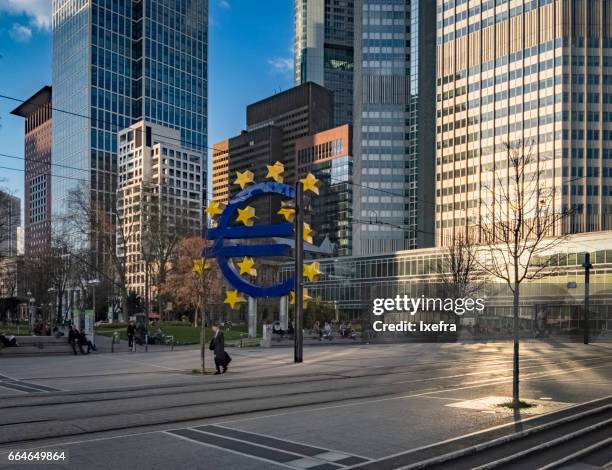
[96, 322, 259, 345]
[0, 326, 31, 336]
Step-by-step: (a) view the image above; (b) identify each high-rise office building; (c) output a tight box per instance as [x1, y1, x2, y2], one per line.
[52, 0, 208, 252]
[117, 121, 203, 296]
[294, 0, 354, 126]
[246, 83, 334, 182]
[436, 0, 612, 246]
[213, 83, 334, 226]
[352, 0, 436, 255]
[296, 124, 353, 255]
[225, 126, 284, 224]
[10, 86, 53, 258]
[211, 139, 229, 205]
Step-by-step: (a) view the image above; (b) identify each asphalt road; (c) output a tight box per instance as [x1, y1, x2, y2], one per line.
[0, 340, 611, 469]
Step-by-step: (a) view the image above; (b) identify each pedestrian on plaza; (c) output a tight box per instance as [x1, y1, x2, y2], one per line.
[67, 325, 79, 355]
[209, 322, 231, 374]
[320, 321, 331, 339]
[312, 320, 320, 339]
[127, 321, 136, 350]
[287, 321, 294, 337]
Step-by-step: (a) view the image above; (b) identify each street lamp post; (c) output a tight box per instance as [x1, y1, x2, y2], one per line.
[142, 232, 153, 351]
[582, 253, 593, 345]
[294, 182, 304, 363]
[47, 287, 56, 324]
[88, 279, 101, 345]
[27, 291, 35, 331]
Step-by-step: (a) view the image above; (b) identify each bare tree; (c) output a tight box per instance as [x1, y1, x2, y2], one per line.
[438, 233, 481, 301]
[140, 184, 193, 321]
[65, 185, 133, 322]
[19, 226, 79, 324]
[45, 238, 75, 324]
[161, 235, 222, 374]
[476, 141, 570, 406]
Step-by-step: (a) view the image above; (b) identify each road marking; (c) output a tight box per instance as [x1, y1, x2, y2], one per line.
[199, 425, 370, 462]
[217, 362, 612, 426]
[0, 379, 62, 394]
[166, 426, 368, 469]
[392, 355, 612, 384]
[165, 428, 336, 469]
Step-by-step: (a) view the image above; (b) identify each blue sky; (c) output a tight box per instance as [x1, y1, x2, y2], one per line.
[0, 0, 294, 210]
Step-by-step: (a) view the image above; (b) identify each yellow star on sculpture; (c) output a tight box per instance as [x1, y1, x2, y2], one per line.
[266, 161, 285, 183]
[224, 290, 246, 309]
[303, 262, 322, 282]
[234, 170, 254, 189]
[205, 200, 225, 218]
[303, 222, 314, 244]
[236, 256, 257, 276]
[236, 206, 256, 226]
[277, 204, 295, 222]
[289, 288, 312, 306]
[299, 172, 320, 195]
[192, 258, 212, 274]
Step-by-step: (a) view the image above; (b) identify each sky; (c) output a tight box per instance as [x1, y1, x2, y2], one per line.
[0, 0, 294, 213]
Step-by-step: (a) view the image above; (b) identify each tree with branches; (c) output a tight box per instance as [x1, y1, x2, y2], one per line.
[438, 233, 481, 301]
[161, 235, 223, 374]
[476, 141, 571, 406]
[437, 233, 482, 330]
[65, 185, 134, 322]
[140, 184, 193, 321]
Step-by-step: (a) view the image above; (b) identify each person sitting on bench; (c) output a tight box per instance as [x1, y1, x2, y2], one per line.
[78, 330, 96, 353]
[67, 325, 80, 355]
[272, 321, 285, 337]
[0, 334, 18, 347]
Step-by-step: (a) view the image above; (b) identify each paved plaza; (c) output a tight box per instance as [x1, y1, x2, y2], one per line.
[0, 340, 611, 469]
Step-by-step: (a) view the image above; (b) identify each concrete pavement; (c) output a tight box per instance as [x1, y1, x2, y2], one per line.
[0, 341, 610, 469]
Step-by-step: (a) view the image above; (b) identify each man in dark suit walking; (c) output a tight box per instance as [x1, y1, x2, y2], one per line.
[209, 322, 230, 374]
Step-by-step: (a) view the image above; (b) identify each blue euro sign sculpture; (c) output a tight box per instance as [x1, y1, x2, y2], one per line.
[205, 182, 295, 298]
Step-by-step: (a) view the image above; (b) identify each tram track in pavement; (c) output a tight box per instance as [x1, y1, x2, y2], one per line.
[0, 352, 610, 447]
[0, 350, 609, 406]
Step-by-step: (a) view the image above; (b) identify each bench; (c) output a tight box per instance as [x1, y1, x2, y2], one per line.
[0, 336, 75, 356]
[238, 337, 261, 348]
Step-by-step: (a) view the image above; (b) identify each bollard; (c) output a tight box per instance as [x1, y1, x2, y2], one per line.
[111, 332, 120, 353]
[145, 334, 148, 352]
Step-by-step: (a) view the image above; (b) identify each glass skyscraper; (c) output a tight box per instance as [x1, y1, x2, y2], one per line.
[294, 0, 355, 126]
[436, 0, 612, 246]
[352, 0, 436, 255]
[52, 0, 208, 250]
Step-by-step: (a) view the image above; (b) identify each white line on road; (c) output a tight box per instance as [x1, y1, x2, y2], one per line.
[217, 362, 612, 426]
[210, 424, 372, 461]
[162, 430, 295, 469]
[392, 355, 612, 385]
